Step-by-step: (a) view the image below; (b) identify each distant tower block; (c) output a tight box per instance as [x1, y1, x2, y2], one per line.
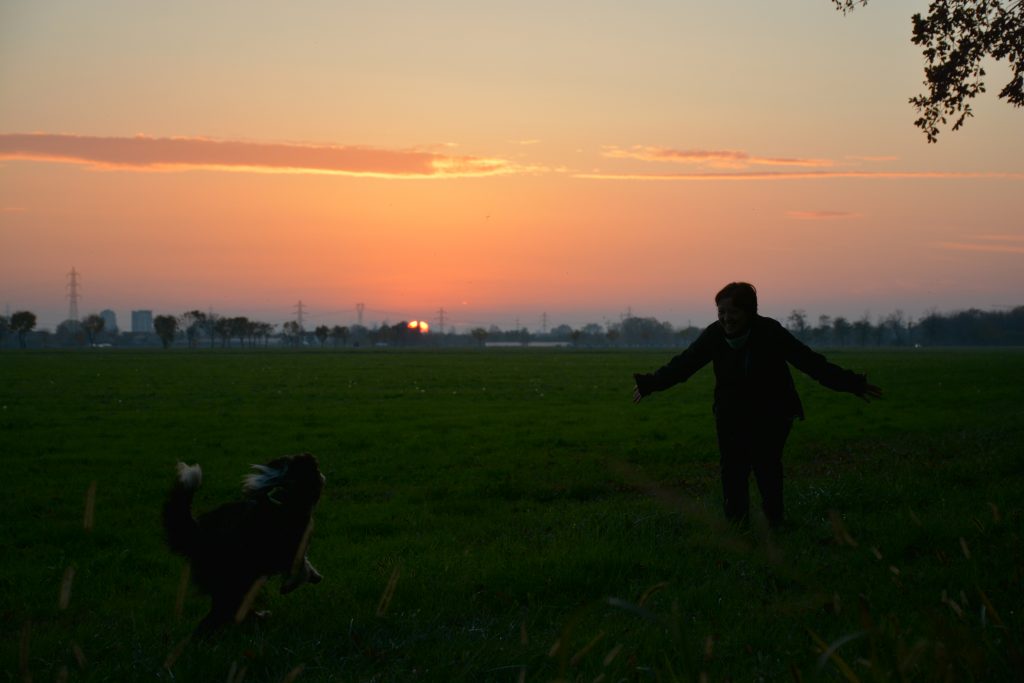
[356, 302, 365, 326]
[131, 309, 154, 333]
[67, 267, 81, 321]
[100, 309, 118, 333]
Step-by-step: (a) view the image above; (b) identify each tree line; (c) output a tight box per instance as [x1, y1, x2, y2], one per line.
[3, 305, 1024, 349]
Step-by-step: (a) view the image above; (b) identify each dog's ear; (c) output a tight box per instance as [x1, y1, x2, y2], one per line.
[242, 459, 290, 496]
[243, 454, 323, 503]
[264, 456, 293, 471]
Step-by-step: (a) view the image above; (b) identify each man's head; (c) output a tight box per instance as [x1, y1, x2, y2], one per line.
[715, 282, 758, 314]
[715, 282, 757, 338]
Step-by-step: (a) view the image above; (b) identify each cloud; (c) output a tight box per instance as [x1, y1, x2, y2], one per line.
[0, 133, 521, 178]
[935, 236, 1024, 255]
[592, 145, 1024, 181]
[5, 133, 1020, 184]
[601, 145, 833, 169]
[976, 234, 1024, 243]
[846, 155, 899, 163]
[573, 170, 1024, 181]
[787, 210, 859, 220]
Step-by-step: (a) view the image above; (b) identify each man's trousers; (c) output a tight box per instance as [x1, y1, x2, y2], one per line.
[715, 415, 793, 527]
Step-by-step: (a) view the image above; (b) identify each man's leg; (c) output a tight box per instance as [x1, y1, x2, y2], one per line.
[717, 421, 752, 524]
[752, 418, 792, 528]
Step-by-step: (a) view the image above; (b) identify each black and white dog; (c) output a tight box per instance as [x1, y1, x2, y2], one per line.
[163, 453, 325, 632]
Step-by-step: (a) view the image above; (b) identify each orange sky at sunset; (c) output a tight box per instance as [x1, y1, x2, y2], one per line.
[2, 1, 1022, 332]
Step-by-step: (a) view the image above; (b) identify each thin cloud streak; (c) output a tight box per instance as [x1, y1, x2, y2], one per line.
[787, 210, 859, 220]
[936, 241, 1024, 255]
[0, 133, 520, 178]
[573, 170, 1024, 181]
[976, 234, 1024, 243]
[601, 145, 833, 169]
[846, 155, 900, 162]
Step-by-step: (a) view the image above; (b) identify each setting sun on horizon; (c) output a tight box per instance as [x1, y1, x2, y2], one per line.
[2, 1, 1021, 332]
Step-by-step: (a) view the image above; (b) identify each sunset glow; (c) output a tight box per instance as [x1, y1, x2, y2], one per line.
[1, 1, 1021, 331]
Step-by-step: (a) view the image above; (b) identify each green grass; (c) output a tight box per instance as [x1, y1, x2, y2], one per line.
[1, 348, 1021, 681]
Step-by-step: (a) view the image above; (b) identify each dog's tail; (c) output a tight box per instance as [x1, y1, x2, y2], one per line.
[163, 462, 203, 557]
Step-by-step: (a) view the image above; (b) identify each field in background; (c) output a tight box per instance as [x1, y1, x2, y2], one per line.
[1, 349, 1021, 681]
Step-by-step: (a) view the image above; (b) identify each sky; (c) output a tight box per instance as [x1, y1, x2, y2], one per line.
[2, 1, 1022, 333]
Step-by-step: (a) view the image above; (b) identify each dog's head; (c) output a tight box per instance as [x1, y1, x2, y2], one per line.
[242, 453, 325, 509]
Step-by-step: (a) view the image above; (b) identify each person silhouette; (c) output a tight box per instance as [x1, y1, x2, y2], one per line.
[632, 282, 882, 528]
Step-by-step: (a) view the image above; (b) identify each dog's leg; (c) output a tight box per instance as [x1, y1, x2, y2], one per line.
[196, 603, 233, 636]
[280, 555, 322, 594]
[196, 589, 245, 636]
[307, 558, 323, 584]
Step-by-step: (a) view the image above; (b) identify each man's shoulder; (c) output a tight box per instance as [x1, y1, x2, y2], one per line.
[752, 316, 793, 344]
[702, 320, 722, 334]
[679, 321, 723, 354]
[697, 320, 724, 341]
[754, 315, 785, 331]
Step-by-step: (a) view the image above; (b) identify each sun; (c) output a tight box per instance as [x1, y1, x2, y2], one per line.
[407, 320, 430, 333]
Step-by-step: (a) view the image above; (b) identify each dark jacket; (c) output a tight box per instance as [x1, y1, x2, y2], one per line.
[634, 315, 867, 420]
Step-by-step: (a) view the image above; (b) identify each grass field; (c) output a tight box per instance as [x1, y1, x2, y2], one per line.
[1, 348, 1022, 682]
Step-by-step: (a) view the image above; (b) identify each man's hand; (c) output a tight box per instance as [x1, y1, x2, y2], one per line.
[632, 373, 655, 404]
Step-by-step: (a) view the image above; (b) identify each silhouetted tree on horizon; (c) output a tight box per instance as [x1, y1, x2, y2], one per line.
[11, 311, 36, 349]
[182, 310, 207, 348]
[154, 315, 178, 349]
[82, 314, 105, 346]
[618, 316, 675, 346]
[56, 320, 84, 346]
[787, 310, 809, 340]
[205, 313, 221, 349]
[315, 325, 329, 347]
[228, 316, 250, 347]
[255, 321, 275, 347]
[330, 325, 350, 347]
[213, 316, 233, 348]
[853, 315, 873, 346]
[282, 321, 302, 347]
[833, 316, 852, 346]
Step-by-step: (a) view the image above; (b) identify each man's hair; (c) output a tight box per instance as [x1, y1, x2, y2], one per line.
[715, 282, 758, 314]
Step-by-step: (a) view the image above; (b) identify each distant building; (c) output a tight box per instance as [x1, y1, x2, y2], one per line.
[100, 309, 119, 333]
[131, 309, 154, 333]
